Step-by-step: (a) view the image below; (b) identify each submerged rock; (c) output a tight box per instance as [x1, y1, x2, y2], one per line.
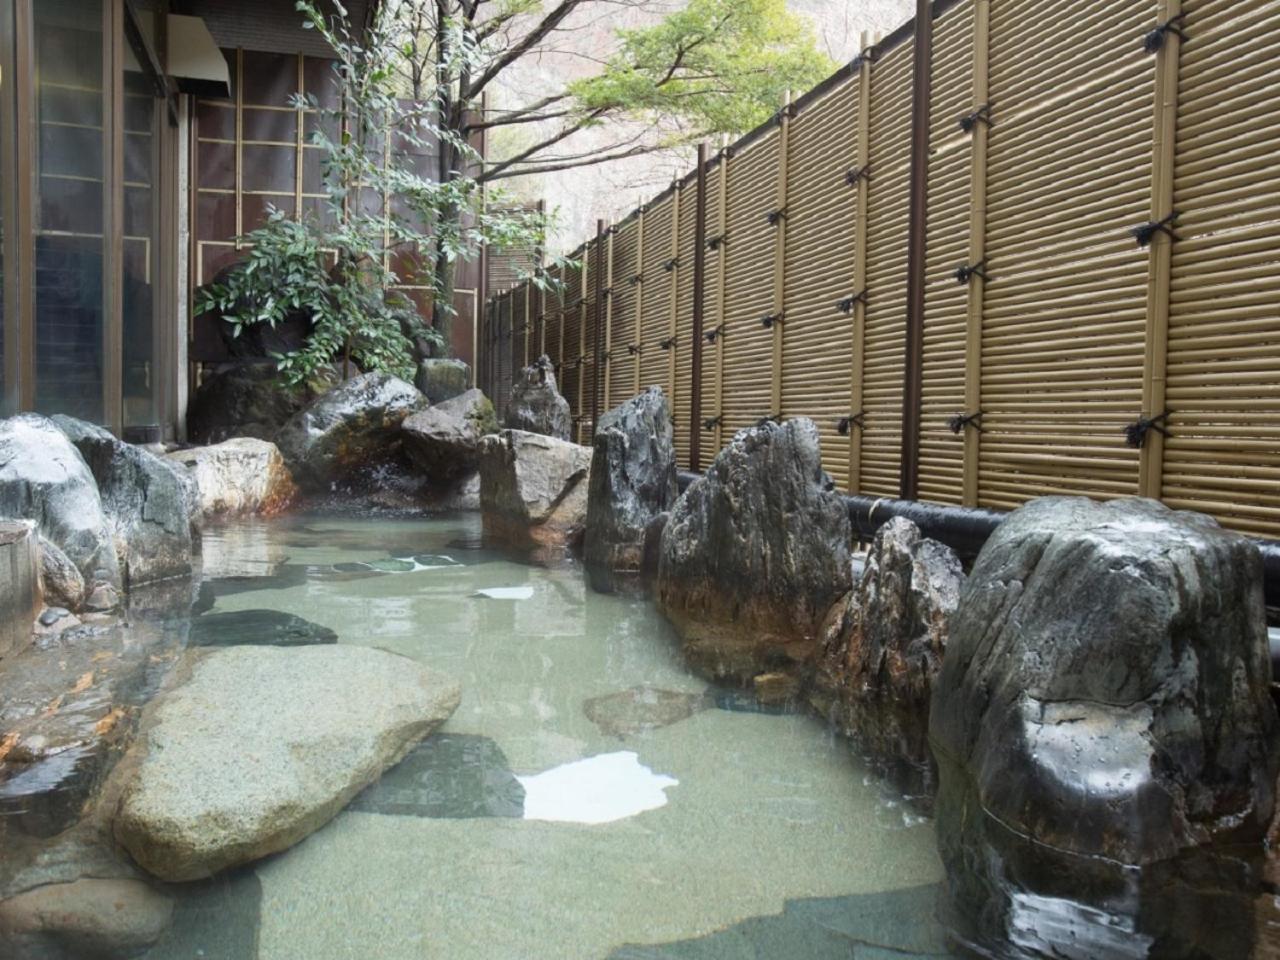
[350, 733, 524, 819]
[187, 609, 338, 647]
[479, 429, 591, 560]
[415, 358, 471, 404]
[930, 497, 1279, 955]
[401, 388, 498, 485]
[504, 355, 571, 441]
[656, 418, 852, 684]
[275, 373, 426, 492]
[113, 645, 461, 881]
[166, 437, 297, 520]
[0, 877, 173, 960]
[811, 517, 962, 797]
[0, 414, 120, 590]
[584, 388, 679, 593]
[0, 522, 39, 659]
[53, 416, 195, 588]
[583, 686, 711, 738]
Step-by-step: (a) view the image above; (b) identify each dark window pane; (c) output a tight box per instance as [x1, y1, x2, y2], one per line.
[242, 107, 296, 143]
[197, 140, 235, 190]
[196, 100, 235, 140]
[241, 51, 297, 108]
[122, 25, 156, 427]
[197, 191, 237, 244]
[241, 143, 295, 194]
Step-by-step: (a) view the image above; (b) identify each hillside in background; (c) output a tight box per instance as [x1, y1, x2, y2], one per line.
[489, 0, 914, 256]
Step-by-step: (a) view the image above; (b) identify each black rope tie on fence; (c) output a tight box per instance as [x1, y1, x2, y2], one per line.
[663, 257, 680, 272]
[837, 290, 868, 314]
[659, 336, 677, 351]
[958, 104, 991, 133]
[601, 286, 614, 301]
[955, 260, 987, 285]
[702, 414, 722, 429]
[836, 411, 865, 436]
[1144, 13, 1186, 53]
[766, 208, 787, 226]
[761, 312, 785, 329]
[1125, 411, 1171, 448]
[630, 272, 644, 286]
[948, 411, 984, 434]
[627, 343, 642, 356]
[707, 234, 728, 251]
[1131, 211, 1179, 247]
[844, 165, 871, 187]
[757, 413, 782, 427]
[704, 323, 726, 343]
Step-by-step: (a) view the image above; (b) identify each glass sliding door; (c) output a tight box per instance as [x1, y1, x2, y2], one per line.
[33, 0, 107, 423]
[122, 18, 157, 429]
[0, 0, 14, 412]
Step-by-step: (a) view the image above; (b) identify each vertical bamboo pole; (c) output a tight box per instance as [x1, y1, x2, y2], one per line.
[295, 54, 304, 219]
[1139, 0, 1181, 500]
[592, 218, 605, 433]
[234, 49, 243, 244]
[522, 279, 531, 368]
[713, 143, 729, 453]
[578, 243, 589, 442]
[962, 2, 990, 507]
[633, 209, 645, 395]
[848, 38, 872, 490]
[690, 143, 709, 471]
[603, 222, 614, 417]
[105, 0, 124, 432]
[770, 95, 792, 420]
[667, 183, 680, 407]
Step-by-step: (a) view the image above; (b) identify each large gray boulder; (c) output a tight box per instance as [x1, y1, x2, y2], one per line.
[401, 388, 498, 485]
[811, 517, 962, 796]
[415, 357, 470, 404]
[166, 437, 297, 520]
[275, 373, 426, 492]
[53, 416, 195, 588]
[930, 497, 1279, 954]
[479, 429, 591, 560]
[656, 418, 852, 684]
[114, 645, 461, 882]
[505, 355, 571, 441]
[584, 387, 678, 593]
[0, 414, 120, 589]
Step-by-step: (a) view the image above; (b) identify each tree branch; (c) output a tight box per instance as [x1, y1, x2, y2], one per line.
[467, 0, 590, 99]
[480, 141, 677, 181]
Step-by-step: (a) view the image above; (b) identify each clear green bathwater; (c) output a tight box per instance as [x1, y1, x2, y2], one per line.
[143, 513, 953, 960]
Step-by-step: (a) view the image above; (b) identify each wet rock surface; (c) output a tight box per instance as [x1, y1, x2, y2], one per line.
[187, 609, 338, 647]
[504, 355, 571, 440]
[38, 536, 85, 613]
[0, 414, 121, 589]
[166, 438, 297, 520]
[185, 362, 312, 445]
[811, 517, 962, 798]
[0, 877, 173, 960]
[0, 522, 39, 659]
[350, 733, 524, 819]
[275, 373, 426, 493]
[479, 429, 592, 561]
[401, 388, 497, 486]
[930, 496, 1280, 957]
[584, 388, 679, 594]
[415, 357, 470, 404]
[113, 644, 461, 881]
[53, 416, 195, 588]
[656, 418, 852, 684]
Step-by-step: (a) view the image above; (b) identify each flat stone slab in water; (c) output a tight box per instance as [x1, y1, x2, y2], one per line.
[583, 686, 712, 738]
[349, 733, 524, 819]
[113, 645, 461, 881]
[141, 868, 261, 960]
[187, 609, 338, 647]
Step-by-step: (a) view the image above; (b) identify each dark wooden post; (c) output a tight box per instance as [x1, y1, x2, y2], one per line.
[591, 218, 605, 435]
[690, 142, 709, 471]
[900, 0, 932, 500]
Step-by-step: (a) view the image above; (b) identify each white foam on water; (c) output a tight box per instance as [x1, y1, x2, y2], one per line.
[517, 750, 679, 825]
[474, 586, 535, 600]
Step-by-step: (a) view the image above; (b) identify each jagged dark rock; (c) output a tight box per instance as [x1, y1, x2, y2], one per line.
[52, 416, 195, 588]
[656, 418, 852, 684]
[930, 496, 1280, 957]
[415, 358, 471, 404]
[811, 517, 962, 798]
[185, 363, 309, 445]
[479, 429, 591, 561]
[0, 414, 120, 590]
[401, 388, 498, 485]
[504, 355, 571, 441]
[275, 373, 426, 493]
[583, 387, 678, 593]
